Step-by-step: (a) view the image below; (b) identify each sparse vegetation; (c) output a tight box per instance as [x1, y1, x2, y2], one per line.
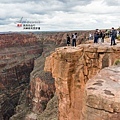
[114, 59, 120, 65]
[117, 35, 120, 40]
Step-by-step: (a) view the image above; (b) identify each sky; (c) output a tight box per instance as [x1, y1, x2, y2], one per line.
[0, 0, 120, 32]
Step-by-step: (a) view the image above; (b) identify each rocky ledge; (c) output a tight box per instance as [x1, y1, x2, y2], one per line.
[82, 66, 120, 120]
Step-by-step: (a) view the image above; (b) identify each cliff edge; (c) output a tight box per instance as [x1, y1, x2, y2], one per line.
[44, 43, 120, 120]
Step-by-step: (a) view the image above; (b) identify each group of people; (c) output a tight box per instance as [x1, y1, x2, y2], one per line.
[93, 29, 105, 43]
[66, 33, 77, 47]
[66, 27, 118, 47]
[93, 27, 117, 46]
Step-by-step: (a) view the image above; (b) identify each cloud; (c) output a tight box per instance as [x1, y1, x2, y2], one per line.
[0, 0, 40, 3]
[103, 0, 120, 6]
[0, 0, 120, 32]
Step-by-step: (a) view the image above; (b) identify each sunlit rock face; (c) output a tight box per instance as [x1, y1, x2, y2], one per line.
[44, 43, 120, 120]
[22, 31, 86, 120]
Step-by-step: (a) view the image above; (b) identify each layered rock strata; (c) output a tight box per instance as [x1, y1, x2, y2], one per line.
[0, 33, 38, 48]
[30, 72, 55, 113]
[44, 43, 120, 120]
[0, 33, 42, 120]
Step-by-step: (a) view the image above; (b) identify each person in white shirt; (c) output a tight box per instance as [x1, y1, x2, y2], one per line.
[72, 33, 77, 47]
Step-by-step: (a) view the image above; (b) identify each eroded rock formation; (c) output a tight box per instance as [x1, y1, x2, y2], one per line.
[0, 33, 42, 120]
[23, 31, 91, 120]
[44, 43, 120, 120]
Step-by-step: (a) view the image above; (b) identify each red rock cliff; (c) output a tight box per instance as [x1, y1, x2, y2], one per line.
[44, 43, 120, 120]
[24, 31, 90, 120]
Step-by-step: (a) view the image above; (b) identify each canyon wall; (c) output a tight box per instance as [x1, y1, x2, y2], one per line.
[22, 31, 91, 120]
[0, 33, 43, 120]
[44, 43, 120, 120]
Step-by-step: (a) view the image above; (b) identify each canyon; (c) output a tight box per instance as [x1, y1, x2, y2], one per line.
[1, 31, 120, 120]
[0, 33, 43, 120]
[0, 31, 88, 120]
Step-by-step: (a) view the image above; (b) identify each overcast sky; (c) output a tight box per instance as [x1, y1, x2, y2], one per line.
[0, 0, 120, 32]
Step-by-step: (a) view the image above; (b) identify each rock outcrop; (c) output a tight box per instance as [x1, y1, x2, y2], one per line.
[82, 66, 120, 120]
[25, 95, 58, 120]
[23, 31, 91, 120]
[30, 72, 55, 113]
[44, 43, 120, 120]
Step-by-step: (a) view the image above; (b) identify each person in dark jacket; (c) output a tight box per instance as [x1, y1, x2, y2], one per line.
[94, 31, 98, 43]
[66, 34, 70, 46]
[102, 32, 105, 43]
[110, 27, 117, 46]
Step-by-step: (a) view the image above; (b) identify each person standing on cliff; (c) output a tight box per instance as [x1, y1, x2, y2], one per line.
[66, 34, 71, 46]
[94, 30, 98, 43]
[102, 31, 105, 43]
[72, 33, 77, 47]
[98, 30, 103, 43]
[110, 27, 117, 46]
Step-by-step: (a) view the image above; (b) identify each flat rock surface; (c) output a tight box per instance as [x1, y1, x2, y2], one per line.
[86, 66, 120, 113]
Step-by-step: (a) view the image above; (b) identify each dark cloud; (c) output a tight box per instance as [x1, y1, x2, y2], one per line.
[103, 0, 120, 6]
[0, 0, 40, 3]
[58, 0, 92, 4]
[0, 0, 93, 17]
[0, 18, 6, 21]
[1, 0, 93, 4]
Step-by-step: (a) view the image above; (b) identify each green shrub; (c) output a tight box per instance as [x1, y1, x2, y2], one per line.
[114, 59, 120, 65]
